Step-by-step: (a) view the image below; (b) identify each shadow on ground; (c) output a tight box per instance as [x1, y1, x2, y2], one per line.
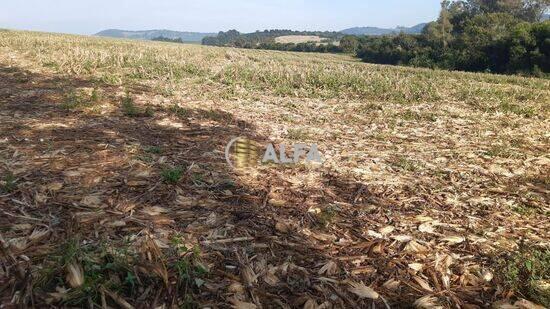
[0, 65, 498, 308]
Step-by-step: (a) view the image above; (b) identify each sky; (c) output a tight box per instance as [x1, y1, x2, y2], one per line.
[0, 0, 442, 35]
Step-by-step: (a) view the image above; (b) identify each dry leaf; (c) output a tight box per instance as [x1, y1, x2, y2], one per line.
[367, 230, 383, 238]
[408, 263, 423, 272]
[347, 281, 379, 299]
[241, 265, 257, 286]
[269, 199, 286, 207]
[228, 281, 245, 294]
[392, 235, 413, 242]
[231, 299, 257, 309]
[29, 228, 50, 242]
[141, 206, 169, 216]
[303, 299, 318, 309]
[47, 182, 63, 191]
[482, 269, 493, 282]
[415, 216, 434, 223]
[11, 224, 33, 231]
[382, 278, 400, 290]
[66, 262, 84, 288]
[413, 276, 433, 292]
[81, 194, 102, 207]
[264, 271, 279, 286]
[404, 240, 429, 253]
[418, 222, 435, 233]
[492, 301, 520, 309]
[64, 170, 82, 177]
[514, 299, 546, 309]
[414, 295, 442, 308]
[275, 221, 291, 233]
[318, 260, 338, 275]
[108, 220, 127, 227]
[35, 192, 48, 203]
[47, 286, 69, 302]
[9, 237, 28, 251]
[441, 235, 465, 245]
[102, 287, 135, 309]
[379, 226, 395, 235]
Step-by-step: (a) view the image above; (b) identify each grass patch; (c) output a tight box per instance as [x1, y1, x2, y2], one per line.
[161, 166, 184, 184]
[121, 94, 139, 117]
[316, 206, 337, 228]
[145, 146, 162, 154]
[169, 236, 208, 306]
[287, 128, 312, 141]
[35, 237, 207, 307]
[391, 156, 420, 172]
[354, 103, 383, 114]
[121, 93, 154, 117]
[484, 144, 513, 158]
[201, 109, 231, 122]
[34, 238, 144, 307]
[500, 102, 536, 118]
[498, 245, 550, 306]
[1, 172, 16, 193]
[512, 203, 539, 216]
[61, 88, 101, 111]
[402, 110, 437, 122]
[169, 104, 191, 119]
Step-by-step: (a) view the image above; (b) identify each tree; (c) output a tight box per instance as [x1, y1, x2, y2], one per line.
[439, 0, 455, 49]
[520, 0, 550, 22]
[507, 20, 550, 72]
[340, 35, 359, 53]
[423, 1, 455, 50]
[460, 13, 521, 71]
[459, 0, 550, 21]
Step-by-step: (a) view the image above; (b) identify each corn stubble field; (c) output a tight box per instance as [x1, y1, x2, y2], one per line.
[0, 30, 549, 308]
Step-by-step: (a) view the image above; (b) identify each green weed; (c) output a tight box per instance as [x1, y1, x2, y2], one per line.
[498, 245, 550, 306]
[145, 146, 162, 154]
[1, 172, 16, 193]
[392, 156, 420, 172]
[161, 166, 184, 184]
[484, 144, 512, 158]
[61, 89, 99, 110]
[402, 110, 437, 122]
[317, 206, 337, 228]
[34, 238, 142, 307]
[121, 94, 139, 117]
[169, 104, 191, 118]
[120, 94, 154, 117]
[287, 128, 312, 141]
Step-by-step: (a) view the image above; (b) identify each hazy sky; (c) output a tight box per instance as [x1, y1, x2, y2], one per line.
[0, 0, 442, 35]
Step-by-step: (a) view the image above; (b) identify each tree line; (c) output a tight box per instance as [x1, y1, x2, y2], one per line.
[151, 36, 184, 43]
[201, 0, 549, 75]
[202, 29, 344, 53]
[345, 0, 550, 75]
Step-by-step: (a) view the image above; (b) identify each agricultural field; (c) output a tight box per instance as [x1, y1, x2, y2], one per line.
[0, 30, 549, 308]
[274, 35, 324, 44]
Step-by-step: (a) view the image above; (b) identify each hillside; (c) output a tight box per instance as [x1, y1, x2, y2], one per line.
[0, 30, 549, 308]
[340, 23, 428, 35]
[95, 29, 215, 42]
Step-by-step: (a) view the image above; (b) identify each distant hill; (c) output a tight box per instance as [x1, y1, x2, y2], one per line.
[340, 23, 428, 36]
[95, 29, 216, 42]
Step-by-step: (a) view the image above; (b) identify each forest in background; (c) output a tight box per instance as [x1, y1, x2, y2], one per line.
[348, 0, 550, 75]
[202, 0, 550, 75]
[202, 29, 344, 53]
